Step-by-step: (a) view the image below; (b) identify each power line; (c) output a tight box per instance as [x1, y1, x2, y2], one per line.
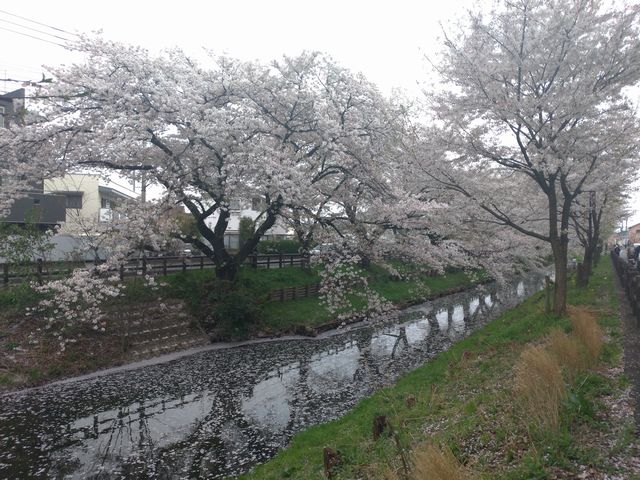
[0, 25, 67, 48]
[0, 9, 78, 37]
[0, 16, 75, 43]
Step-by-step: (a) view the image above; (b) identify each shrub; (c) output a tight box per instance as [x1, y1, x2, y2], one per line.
[256, 239, 302, 254]
[200, 279, 261, 340]
[410, 444, 477, 480]
[569, 307, 603, 366]
[548, 328, 585, 380]
[514, 344, 565, 431]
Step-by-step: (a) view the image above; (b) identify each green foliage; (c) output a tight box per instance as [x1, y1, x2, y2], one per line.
[201, 280, 261, 339]
[256, 239, 302, 254]
[238, 216, 255, 248]
[0, 282, 44, 316]
[0, 221, 54, 280]
[174, 211, 199, 238]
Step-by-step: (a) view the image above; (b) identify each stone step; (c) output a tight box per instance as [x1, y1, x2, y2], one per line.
[128, 329, 194, 347]
[120, 302, 186, 317]
[129, 336, 209, 358]
[126, 321, 192, 338]
[113, 299, 208, 360]
[129, 310, 190, 322]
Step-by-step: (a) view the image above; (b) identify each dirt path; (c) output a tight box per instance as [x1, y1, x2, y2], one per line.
[612, 260, 640, 433]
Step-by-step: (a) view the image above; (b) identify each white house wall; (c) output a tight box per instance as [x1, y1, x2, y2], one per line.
[204, 208, 291, 237]
[44, 174, 101, 225]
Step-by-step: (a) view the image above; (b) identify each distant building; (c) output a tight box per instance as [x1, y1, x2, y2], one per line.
[628, 223, 640, 245]
[43, 174, 136, 228]
[204, 198, 292, 250]
[0, 88, 25, 128]
[0, 88, 66, 228]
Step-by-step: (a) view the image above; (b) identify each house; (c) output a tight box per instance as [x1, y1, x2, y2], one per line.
[43, 174, 136, 228]
[204, 198, 293, 250]
[627, 223, 640, 245]
[0, 88, 25, 129]
[0, 88, 66, 229]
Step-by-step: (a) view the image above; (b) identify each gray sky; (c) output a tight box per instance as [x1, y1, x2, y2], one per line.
[0, 0, 470, 95]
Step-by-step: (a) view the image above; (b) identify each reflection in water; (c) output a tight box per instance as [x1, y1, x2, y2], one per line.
[405, 318, 430, 345]
[308, 343, 360, 391]
[469, 297, 480, 316]
[0, 273, 545, 479]
[484, 294, 494, 307]
[450, 305, 465, 337]
[242, 365, 299, 430]
[435, 308, 449, 332]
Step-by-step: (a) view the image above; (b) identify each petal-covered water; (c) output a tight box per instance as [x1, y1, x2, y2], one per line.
[0, 275, 544, 479]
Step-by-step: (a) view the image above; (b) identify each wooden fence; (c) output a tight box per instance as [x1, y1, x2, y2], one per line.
[612, 252, 640, 323]
[268, 283, 321, 302]
[1, 253, 309, 287]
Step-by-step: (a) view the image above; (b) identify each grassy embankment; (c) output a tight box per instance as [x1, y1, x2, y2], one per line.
[0, 262, 483, 389]
[164, 263, 483, 337]
[241, 260, 639, 480]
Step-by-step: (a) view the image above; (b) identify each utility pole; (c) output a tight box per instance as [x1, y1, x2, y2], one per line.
[140, 170, 146, 203]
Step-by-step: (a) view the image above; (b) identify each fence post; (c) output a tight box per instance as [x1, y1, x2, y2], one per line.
[200, 256, 204, 270]
[142, 256, 147, 276]
[251, 255, 258, 269]
[267, 255, 271, 269]
[279, 253, 283, 268]
[182, 256, 187, 273]
[545, 275, 551, 315]
[120, 264, 125, 281]
[163, 257, 167, 276]
[2, 263, 8, 286]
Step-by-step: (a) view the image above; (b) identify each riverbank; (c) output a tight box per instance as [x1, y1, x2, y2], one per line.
[241, 260, 640, 479]
[0, 264, 486, 392]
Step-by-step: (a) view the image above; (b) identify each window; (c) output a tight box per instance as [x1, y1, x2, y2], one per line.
[0, 106, 4, 129]
[65, 194, 82, 209]
[251, 197, 265, 211]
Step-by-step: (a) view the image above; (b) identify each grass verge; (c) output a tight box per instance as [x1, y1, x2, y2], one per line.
[241, 260, 639, 479]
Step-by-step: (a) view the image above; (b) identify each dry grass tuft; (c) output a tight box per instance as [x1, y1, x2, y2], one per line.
[548, 328, 585, 380]
[514, 344, 565, 431]
[410, 443, 477, 480]
[568, 306, 603, 365]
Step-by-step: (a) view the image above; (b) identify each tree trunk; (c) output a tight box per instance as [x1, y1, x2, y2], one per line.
[593, 242, 602, 266]
[581, 245, 594, 286]
[551, 240, 568, 315]
[215, 260, 239, 281]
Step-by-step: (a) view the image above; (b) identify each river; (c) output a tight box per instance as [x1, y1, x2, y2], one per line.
[0, 273, 545, 479]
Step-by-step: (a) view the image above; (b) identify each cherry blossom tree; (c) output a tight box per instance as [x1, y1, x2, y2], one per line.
[571, 173, 633, 285]
[425, 0, 640, 313]
[31, 199, 179, 350]
[3, 39, 417, 282]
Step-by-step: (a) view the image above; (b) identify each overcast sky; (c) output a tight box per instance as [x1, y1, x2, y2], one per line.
[1, 0, 638, 227]
[0, 0, 471, 95]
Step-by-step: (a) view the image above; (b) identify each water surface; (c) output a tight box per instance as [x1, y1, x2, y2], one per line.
[0, 274, 545, 479]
